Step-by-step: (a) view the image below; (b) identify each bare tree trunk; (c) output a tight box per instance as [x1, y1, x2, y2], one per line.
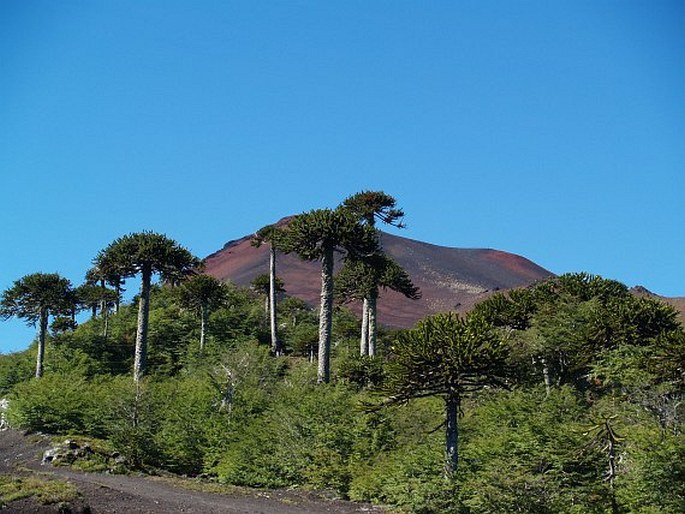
[540, 356, 552, 396]
[269, 245, 281, 355]
[103, 310, 110, 340]
[36, 308, 48, 378]
[360, 298, 369, 355]
[200, 303, 208, 351]
[317, 247, 334, 383]
[219, 366, 235, 418]
[114, 282, 121, 314]
[444, 390, 459, 478]
[99, 279, 106, 317]
[368, 296, 378, 357]
[133, 267, 151, 383]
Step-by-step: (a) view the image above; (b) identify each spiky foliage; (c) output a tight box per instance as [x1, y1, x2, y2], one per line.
[336, 253, 420, 355]
[339, 191, 411, 354]
[341, 190, 405, 228]
[382, 312, 508, 476]
[95, 232, 201, 382]
[0, 273, 74, 377]
[86, 263, 125, 313]
[282, 208, 380, 382]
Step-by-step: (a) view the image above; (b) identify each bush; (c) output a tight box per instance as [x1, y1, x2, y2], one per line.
[7, 373, 108, 436]
[0, 349, 35, 396]
[214, 380, 362, 495]
[151, 375, 222, 475]
[101, 378, 160, 469]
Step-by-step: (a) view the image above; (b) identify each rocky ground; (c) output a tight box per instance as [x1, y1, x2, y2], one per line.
[0, 429, 392, 514]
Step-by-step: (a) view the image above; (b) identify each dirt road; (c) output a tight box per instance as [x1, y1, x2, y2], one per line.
[0, 430, 391, 514]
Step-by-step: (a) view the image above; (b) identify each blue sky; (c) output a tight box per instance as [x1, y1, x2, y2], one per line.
[1, 1, 683, 353]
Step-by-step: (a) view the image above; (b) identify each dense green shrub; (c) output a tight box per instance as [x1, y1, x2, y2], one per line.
[214, 378, 361, 494]
[0, 349, 35, 396]
[7, 373, 109, 436]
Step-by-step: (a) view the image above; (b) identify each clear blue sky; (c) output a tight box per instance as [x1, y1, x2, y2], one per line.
[1, 1, 683, 353]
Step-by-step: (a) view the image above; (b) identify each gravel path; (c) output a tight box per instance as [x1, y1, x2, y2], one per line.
[0, 430, 392, 514]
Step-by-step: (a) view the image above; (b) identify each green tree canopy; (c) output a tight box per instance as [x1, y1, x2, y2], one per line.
[0, 272, 74, 377]
[177, 274, 229, 351]
[340, 190, 405, 228]
[94, 231, 200, 382]
[336, 253, 420, 356]
[381, 312, 509, 476]
[282, 208, 380, 382]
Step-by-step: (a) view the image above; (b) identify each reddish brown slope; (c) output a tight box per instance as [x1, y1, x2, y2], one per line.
[631, 286, 685, 324]
[203, 224, 554, 329]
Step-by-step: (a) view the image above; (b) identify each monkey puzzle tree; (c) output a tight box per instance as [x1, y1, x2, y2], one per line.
[282, 208, 379, 383]
[341, 190, 406, 228]
[340, 191, 406, 353]
[177, 273, 229, 352]
[95, 232, 200, 382]
[381, 312, 509, 477]
[0, 273, 74, 378]
[252, 224, 287, 355]
[250, 273, 285, 314]
[86, 262, 125, 314]
[336, 253, 420, 356]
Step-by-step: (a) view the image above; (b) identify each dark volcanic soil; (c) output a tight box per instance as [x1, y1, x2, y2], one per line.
[0, 429, 392, 514]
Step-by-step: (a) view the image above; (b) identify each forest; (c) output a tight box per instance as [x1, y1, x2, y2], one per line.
[0, 192, 683, 514]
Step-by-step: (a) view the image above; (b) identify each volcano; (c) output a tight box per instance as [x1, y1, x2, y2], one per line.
[203, 219, 554, 329]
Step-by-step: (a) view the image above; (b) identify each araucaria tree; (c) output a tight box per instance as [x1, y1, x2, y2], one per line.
[336, 253, 420, 356]
[94, 232, 200, 382]
[252, 224, 287, 355]
[382, 312, 509, 477]
[283, 208, 379, 383]
[0, 273, 74, 377]
[177, 273, 229, 352]
[86, 262, 125, 314]
[340, 191, 407, 354]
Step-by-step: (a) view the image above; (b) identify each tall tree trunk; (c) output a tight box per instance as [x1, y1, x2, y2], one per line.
[368, 295, 378, 357]
[317, 246, 334, 383]
[133, 266, 151, 383]
[269, 245, 281, 355]
[200, 303, 208, 351]
[360, 298, 369, 356]
[114, 282, 121, 314]
[219, 366, 235, 418]
[444, 389, 460, 478]
[99, 279, 106, 317]
[35, 308, 48, 378]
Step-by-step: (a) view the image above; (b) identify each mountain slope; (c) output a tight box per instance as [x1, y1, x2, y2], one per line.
[203, 220, 554, 328]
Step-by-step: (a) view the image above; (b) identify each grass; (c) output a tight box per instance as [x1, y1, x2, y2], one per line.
[0, 474, 80, 506]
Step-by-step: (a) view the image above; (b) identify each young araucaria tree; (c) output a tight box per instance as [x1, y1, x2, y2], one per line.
[177, 273, 229, 352]
[381, 312, 509, 477]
